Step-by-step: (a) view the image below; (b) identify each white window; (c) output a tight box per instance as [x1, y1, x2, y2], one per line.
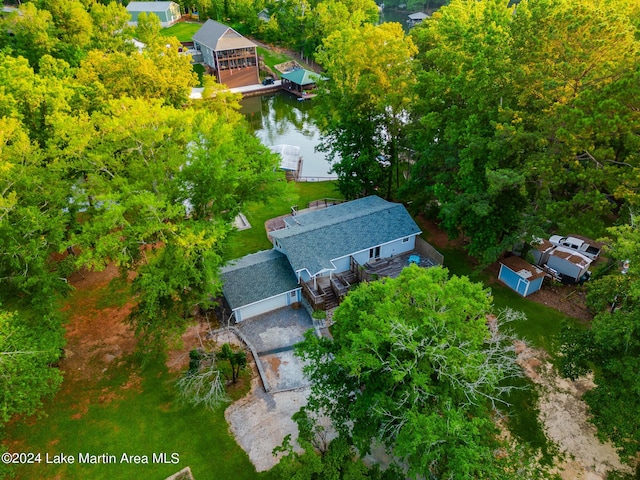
[402, 237, 409, 243]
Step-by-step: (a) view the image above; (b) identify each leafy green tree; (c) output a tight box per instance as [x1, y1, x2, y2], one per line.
[406, 0, 640, 263]
[0, 3, 56, 70]
[296, 266, 534, 479]
[0, 115, 72, 312]
[0, 309, 64, 423]
[88, 1, 135, 53]
[560, 213, 640, 459]
[134, 11, 162, 46]
[315, 22, 417, 199]
[218, 343, 247, 384]
[76, 38, 197, 107]
[405, 0, 527, 263]
[39, 0, 94, 66]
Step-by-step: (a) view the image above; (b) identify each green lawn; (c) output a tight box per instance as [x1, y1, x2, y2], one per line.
[160, 22, 202, 42]
[223, 181, 343, 260]
[6, 361, 273, 480]
[4, 280, 274, 480]
[257, 47, 291, 73]
[193, 63, 205, 87]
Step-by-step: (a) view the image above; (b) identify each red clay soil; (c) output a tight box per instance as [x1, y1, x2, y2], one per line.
[60, 264, 138, 384]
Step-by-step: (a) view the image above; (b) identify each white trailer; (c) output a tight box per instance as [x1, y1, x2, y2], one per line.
[545, 247, 592, 283]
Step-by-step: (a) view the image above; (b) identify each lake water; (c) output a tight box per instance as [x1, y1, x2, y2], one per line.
[241, 93, 337, 180]
[378, 9, 412, 33]
[239, 9, 440, 178]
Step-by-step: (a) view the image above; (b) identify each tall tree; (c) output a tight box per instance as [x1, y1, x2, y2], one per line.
[76, 37, 198, 108]
[315, 22, 417, 199]
[296, 266, 533, 478]
[406, 0, 640, 263]
[0, 309, 64, 424]
[40, 0, 94, 66]
[88, 1, 135, 53]
[0, 3, 56, 70]
[560, 212, 640, 460]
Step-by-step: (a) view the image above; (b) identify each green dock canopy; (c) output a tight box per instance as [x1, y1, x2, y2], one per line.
[279, 69, 322, 86]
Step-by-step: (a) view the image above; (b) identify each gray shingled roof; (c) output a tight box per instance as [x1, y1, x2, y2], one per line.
[271, 196, 421, 276]
[221, 250, 299, 310]
[192, 19, 256, 51]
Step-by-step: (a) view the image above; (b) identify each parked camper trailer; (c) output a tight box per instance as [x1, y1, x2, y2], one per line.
[530, 239, 592, 284]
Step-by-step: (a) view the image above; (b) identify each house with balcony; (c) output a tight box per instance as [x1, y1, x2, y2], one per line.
[192, 19, 259, 88]
[220, 196, 443, 322]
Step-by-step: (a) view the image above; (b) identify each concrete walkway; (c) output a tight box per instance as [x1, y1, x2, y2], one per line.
[190, 80, 282, 99]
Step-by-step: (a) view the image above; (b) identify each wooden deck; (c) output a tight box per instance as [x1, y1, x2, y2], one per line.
[362, 251, 438, 280]
[219, 67, 260, 88]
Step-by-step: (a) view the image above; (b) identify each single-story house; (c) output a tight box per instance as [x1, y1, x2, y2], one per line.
[192, 19, 259, 88]
[271, 196, 421, 286]
[221, 250, 301, 323]
[498, 256, 545, 297]
[126, 1, 181, 27]
[220, 196, 438, 322]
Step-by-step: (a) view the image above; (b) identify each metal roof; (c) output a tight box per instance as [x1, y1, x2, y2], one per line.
[408, 12, 429, 20]
[192, 19, 256, 51]
[271, 196, 421, 276]
[221, 250, 299, 310]
[126, 1, 176, 12]
[279, 68, 321, 86]
[269, 144, 300, 171]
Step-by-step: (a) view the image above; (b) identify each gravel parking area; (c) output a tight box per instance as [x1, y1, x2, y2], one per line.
[224, 307, 318, 471]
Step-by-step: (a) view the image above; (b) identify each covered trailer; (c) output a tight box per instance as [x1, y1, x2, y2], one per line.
[545, 247, 592, 283]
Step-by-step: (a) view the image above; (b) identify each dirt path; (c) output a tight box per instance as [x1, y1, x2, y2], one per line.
[516, 342, 631, 479]
[61, 264, 138, 383]
[225, 377, 310, 472]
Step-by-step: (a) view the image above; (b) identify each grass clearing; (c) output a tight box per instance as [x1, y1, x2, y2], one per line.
[5, 359, 275, 480]
[160, 22, 202, 42]
[257, 47, 291, 72]
[435, 243, 575, 355]
[224, 181, 342, 260]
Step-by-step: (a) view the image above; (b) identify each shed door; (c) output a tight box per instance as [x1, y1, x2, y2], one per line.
[516, 278, 528, 296]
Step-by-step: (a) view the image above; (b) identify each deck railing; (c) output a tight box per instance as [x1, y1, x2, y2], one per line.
[301, 280, 325, 310]
[330, 276, 348, 299]
[415, 237, 444, 266]
[307, 198, 345, 209]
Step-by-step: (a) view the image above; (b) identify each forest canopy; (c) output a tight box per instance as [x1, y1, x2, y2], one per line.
[0, 0, 286, 424]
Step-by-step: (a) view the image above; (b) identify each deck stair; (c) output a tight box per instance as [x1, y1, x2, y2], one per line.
[321, 285, 339, 310]
[340, 270, 359, 286]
